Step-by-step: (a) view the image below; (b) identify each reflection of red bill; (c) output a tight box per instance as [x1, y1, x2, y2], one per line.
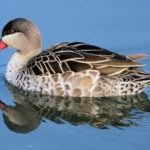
[0, 103, 5, 110]
[0, 40, 7, 49]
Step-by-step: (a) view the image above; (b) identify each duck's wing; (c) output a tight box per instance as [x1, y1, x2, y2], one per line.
[127, 54, 148, 60]
[26, 42, 143, 76]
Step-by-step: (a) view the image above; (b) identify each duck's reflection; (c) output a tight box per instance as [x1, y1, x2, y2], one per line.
[0, 83, 150, 134]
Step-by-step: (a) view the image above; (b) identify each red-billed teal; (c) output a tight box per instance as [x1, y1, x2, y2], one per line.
[0, 18, 150, 97]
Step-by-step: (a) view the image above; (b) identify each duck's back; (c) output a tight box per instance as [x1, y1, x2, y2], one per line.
[26, 42, 142, 75]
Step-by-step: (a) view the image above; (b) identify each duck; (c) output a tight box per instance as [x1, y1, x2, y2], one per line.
[0, 18, 150, 97]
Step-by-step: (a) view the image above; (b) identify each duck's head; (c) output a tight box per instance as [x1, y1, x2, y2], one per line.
[0, 18, 41, 54]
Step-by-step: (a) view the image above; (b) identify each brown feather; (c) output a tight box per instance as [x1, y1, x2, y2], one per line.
[127, 54, 148, 60]
[98, 60, 143, 67]
[26, 42, 145, 76]
[98, 67, 127, 75]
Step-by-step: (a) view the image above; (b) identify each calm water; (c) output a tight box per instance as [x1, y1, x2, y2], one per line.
[1, 0, 150, 150]
[0, 83, 150, 150]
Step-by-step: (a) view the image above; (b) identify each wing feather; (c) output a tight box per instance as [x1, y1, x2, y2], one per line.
[26, 42, 144, 76]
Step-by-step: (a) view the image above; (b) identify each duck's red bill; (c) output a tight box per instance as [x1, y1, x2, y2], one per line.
[0, 40, 7, 49]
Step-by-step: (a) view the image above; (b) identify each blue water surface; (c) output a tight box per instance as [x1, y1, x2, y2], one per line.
[0, 0, 150, 150]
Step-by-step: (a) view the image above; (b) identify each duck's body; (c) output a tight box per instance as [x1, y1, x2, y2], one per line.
[5, 42, 150, 97]
[0, 18, 150, 97]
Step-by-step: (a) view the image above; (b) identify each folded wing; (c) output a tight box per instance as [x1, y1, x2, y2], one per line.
[26, 42, 143, 76]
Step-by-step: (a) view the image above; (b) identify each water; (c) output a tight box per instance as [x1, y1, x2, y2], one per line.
[0, 0, 150, 150]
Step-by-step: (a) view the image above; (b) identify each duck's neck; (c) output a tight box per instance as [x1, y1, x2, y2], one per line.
[5, 49, 40, 83]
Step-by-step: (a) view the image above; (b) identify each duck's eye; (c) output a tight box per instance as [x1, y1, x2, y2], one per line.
[7, 29, 15, 34]
[2, 29, 15, 37]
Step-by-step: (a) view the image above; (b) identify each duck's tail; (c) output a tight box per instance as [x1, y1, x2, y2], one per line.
[136, 74, 150, 86]
[127, 53, 149, 60]
[129, 70, 150, 87]
[116, 70, 150, 96]
[121, 69, 150, 93]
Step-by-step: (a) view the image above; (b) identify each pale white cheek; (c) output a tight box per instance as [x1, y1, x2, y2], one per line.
[2, 35, 14, 47]
[2, 33, 27, 49]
